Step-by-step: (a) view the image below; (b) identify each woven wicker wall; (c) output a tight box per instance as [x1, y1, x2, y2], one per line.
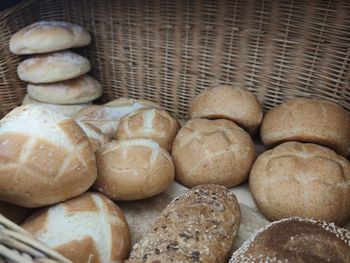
[0, 0, 349, 118]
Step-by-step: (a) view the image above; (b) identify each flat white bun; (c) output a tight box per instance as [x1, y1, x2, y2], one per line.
[22, 192, 131, 263]
[17, 51, 91, 83]
[10, 21, 91, 54]
[0, 105, 97, 207]
[27, 75, 102, 104]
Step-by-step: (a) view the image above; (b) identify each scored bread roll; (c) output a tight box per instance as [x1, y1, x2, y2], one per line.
[116, 108, 180, 151]
[190, 85, 263, 135]
[0, 105, 97, 207]
[74, 98, 159, 138]
[261, 98, 350, 156]
[22, 94, 91, 117]
[126, 184, 241, 263]
[172, 118, 255, 188]
[27, 75, 102, 104]
[76, 121, 111, 152]
[17, 51, 91, 83]
[249, 141, 350, 226]
[22, 192, 130, 263]
[230, 217, 350, 262]
[10, 21, 91, 54]
[95, 139, 175, 201]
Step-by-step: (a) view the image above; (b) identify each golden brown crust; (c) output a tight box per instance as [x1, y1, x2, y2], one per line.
[261, 98, 350, 156]
[126, 184, 241, 263]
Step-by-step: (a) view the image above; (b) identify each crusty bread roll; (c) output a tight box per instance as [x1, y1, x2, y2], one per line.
[190, 85, 263, 135]
[27, 75, 102, 104]
[116, 108, 180, 151]
[17, 51, 91, 83]
[261, 98, 350, 156]
[230, 217, 350, 262]
[250, 141, 350, 226]
[126, 184, 241, 263]
[76, 121, 111, 152]
[22, 192, 130, 263]
[10, 21, 91, 55]
[74, 98, 159, 138]
[0, 105, 97, 207]
[172, 118, 255, 188]
[95, 139, 174, 201]
[22, 94, 91, 117]
[0, 201, 32, 224]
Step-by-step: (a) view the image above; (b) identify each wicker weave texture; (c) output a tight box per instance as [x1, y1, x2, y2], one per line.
[0, 0, 349, 118]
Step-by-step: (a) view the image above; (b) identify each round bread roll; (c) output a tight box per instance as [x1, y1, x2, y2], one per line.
[27, 75, 102, 104]
[22, 192, 130, 263]
[76, 121, 111, 152]
[172, 118, 255, 188]
[230, 217, 350, 262]
[74, 98, 159, 138]
[95, 139, 175, 201]
[116, 108, 180, 151]
[249, 141, 350, 226]
[0, 105, 97, 207]
[17, 51, 91, 83]
[10, 21, 91, 54]
[190, 85, 263, 135]
[22, 94, 91, 117]
[261, 98, 350, 156]
[126, 184, 241, 263]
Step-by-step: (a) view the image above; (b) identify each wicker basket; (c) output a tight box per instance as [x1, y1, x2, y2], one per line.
[0, 0, 349, 261]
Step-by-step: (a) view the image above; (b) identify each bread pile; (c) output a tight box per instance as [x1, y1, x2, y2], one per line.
[10, 21, 102, 117]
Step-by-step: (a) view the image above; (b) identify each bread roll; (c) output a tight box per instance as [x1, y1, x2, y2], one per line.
[74, 98, 159, 138]
[230, 217, 350, 262]
[22, 94, 91, 117]
[172, 118, 255, 188]
[261, 98, 350, 156]
[126, 184, 241, 263]
[0, 201, 32, 224]
[116, 108, 180, 151]
[190, 85, 263, 134]
[95, 139, 174, 201]
[250, 141, 350, 226]
[27, 75, 102, 104]
[0, 105, 97, 207]
[76, 121, 111, 152]
[22, 192, 130, 263]
[10, 21, 91, 54]
[17, 51, 91, 83]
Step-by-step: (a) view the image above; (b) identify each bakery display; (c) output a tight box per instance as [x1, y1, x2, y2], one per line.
[22, 192, 130, 263]
[190, 85, 263, 135]
[27, 75, 102, 104]
[230, 217, 350, 262]
[0, 105, 97, 207]
[17, 50, 91, 83]
[172, 118, 255, 188]
[76, 121, 111, 152]
[116, 108, 180, 151]
[261, 98, 350, 156]
[95, 139, 175, 200]
[126, 184, 241, 263]
[9, 21, 91, 54]
[250, 141, 350, 226]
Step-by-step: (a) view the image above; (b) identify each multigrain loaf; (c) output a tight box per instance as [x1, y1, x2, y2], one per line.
[0, 105, 96, 207]
[76, 121, 111, 152]
[260, 98, 350, 156]
[17, 51, 91, 83]
[27, 75, 102, 104]
[22, 192, 130, 263]
[126, 184, 241, 263]
[95, 139, 174, 201]
[190, 85, 263, 135]
[9, 21, 91, 54]
[249, 141, 350, 226]
[172, 118, 255, 188]
[230, 217, 350, 263]
[116, 108, 180, 151]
